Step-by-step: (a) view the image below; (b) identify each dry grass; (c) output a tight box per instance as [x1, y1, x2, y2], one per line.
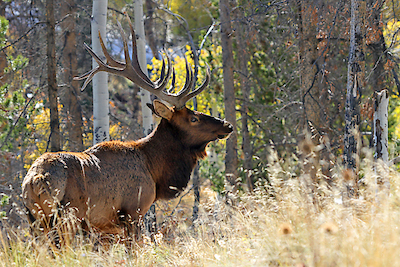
[1, 149, 400, 266]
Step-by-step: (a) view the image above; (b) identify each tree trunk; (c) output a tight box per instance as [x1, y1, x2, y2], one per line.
[134, 0, 156, 234]
[373, 89, 389, 194]
[373, 90, 388, 162]
[0, 1, 6, 88]
[368, 0, 388, 148]
[234, 3, 253, 192]
[219, 0, 238, 191]
[46, 0, 61, 152]
[92, 0, 109, 144]
[61, 0, 84, 151]
[192, 164, 200, 221]
[297, 2, 321, 185]
[298, 1, 319, 132]
[344, 0, 366, 194]
[144, 0, 158, 59]
[135, 0, 154, 137]
[369, 0, 386, 93]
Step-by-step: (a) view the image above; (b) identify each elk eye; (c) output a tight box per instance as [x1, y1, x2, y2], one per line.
[191, 116, 198, 123]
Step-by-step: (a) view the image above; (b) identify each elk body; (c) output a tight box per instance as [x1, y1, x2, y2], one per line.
[22, 16, 232, 242]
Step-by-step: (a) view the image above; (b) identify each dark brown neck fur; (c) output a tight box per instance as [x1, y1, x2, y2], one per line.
[139, 119, 206, 200]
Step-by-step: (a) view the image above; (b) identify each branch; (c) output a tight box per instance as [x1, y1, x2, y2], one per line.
[389, 156, 400, 166]
[0, 21, 46, 53]
[168, 185, 194, 217]
[0, 87, 40, 150]
[0, 14, 72, 53]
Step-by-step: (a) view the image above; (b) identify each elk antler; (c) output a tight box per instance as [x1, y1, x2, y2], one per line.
[74, 14, 210, 110]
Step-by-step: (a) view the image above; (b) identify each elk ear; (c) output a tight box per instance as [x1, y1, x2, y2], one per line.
[153, 100, 174, 120]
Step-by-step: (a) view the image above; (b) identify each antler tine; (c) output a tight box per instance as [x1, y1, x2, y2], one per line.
[175, 54, 195, 98]
[176, 64, 211, 109]
[167, 67, 176, 94]
[154, 50, 173, 91]
[155, 51, 170, 87]
[165, 53, 192, 96]
[98, 30, 125, 69]
[74, 66, 98, 91]
[159, 56, 210, 109]
[74, 42, 121, 91]
[75, 16, 163, 92]
[123, 13, 172, 92]
[125, 13, 161, 87]
[116, 19, 133, 69]
[74, 31, 126, 91]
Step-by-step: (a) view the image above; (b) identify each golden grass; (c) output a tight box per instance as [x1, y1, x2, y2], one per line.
[2, 149, 400, 266]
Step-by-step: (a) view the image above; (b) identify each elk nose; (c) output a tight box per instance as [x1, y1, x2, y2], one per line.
[224, 121, 233, 132]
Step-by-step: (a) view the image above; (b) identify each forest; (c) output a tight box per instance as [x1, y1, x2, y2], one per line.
[1, 0, 400, 266]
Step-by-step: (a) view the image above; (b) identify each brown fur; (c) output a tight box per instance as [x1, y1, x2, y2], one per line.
[22, 101, 232, 240]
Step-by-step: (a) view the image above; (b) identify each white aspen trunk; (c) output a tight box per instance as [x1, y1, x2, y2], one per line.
[92, 0, 109, 144]
[134, 0, 154, 136]
[374, 89, 390, 195]
[373, 89, 389, 163]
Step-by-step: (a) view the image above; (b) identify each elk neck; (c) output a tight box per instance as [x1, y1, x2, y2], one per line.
[138, 119, 206, 200]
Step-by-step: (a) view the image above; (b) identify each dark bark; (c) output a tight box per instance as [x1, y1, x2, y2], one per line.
[46, 0, 61, 152]
[144, 0, 158, 59]
[192, 164, 200, 221]
[367, 0, 387, 151]
[219, 0, 238, 190]
[234, 3, 253, 191]
[0, 0, 6, 88]
[344, 0, 366, 192]
[60, 0, 84, 151]
[298, 1, 320, 132]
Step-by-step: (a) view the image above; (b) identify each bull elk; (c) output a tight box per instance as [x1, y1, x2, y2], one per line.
[22, 16, 233, 244]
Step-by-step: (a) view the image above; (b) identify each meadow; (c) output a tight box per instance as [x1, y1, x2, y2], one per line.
[1, 147, 400, 267]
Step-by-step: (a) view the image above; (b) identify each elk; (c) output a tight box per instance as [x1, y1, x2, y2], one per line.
[22, 16, 233, 244]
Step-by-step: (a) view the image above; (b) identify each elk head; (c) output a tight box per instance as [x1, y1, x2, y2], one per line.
[150, 100, 233, 153]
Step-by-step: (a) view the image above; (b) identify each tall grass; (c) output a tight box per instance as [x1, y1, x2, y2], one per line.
[1, 147, 400, 266]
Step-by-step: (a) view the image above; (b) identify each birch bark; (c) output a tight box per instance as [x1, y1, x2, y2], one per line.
[92, 0, 109, 144]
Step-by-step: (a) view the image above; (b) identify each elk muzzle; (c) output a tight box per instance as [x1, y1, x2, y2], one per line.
[217, 121, 233, 140]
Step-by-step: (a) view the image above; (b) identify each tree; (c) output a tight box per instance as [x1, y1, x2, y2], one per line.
[234, 1, 253, 191]
[219, 0, 238, 191]
[344, 0, 366, 194]
[298, 1, 320, 133]
[60, 0, 84, 151]
[0, 1, 6, 88]
[46, 0, 61, 152]
[91, 0, 109, 144]
[144, 0, 158, 59]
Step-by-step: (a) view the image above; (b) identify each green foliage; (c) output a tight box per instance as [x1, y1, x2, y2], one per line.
[199, 143, 226, 194]
[168, 0, 217, 41]
[4, 54, 29, 73]
[0, 16, 9, 48]
[0, 193, 10, 218]
[0, 83, 32, 152]
[0, 16, 32, 152]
